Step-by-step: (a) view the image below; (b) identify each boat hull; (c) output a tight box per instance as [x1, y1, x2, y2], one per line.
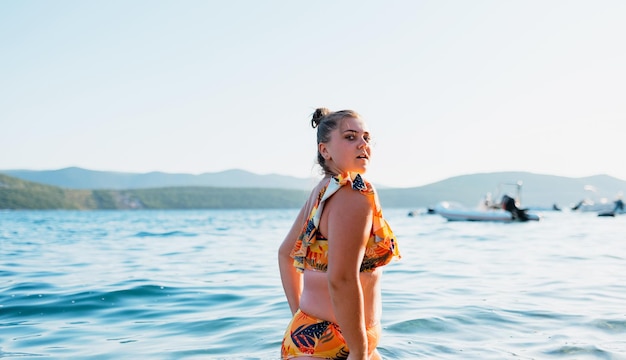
[434, 201, 540, 222]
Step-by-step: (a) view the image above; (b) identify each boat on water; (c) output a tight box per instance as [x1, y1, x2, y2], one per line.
[571, 187, 624, 217]
[434, 201, 541, 222]
[571, 199, 617, 213]
[597, 199, 625, 217]
[434, 181, 541, 222]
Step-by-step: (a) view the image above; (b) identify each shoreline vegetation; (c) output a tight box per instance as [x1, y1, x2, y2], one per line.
[2, 170, 625, 210]
[0, 174, 308, 210]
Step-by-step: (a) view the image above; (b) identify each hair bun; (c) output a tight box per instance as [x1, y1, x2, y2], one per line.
[311, 107, 331, 128]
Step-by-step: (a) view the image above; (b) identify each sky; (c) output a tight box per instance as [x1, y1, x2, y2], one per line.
[1, 1, 625, 188]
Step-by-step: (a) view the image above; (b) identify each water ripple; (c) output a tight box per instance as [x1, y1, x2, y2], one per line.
[133, 230, 198, 238]
[1, 209, 625, 359]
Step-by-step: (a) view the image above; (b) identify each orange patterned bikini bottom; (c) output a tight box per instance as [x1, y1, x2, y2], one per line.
[281, 309, 380, 359]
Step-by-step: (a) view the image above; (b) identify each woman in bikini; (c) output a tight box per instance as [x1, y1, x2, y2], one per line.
[279, 108, 400, 360]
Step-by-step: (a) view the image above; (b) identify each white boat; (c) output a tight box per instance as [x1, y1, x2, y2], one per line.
[571, 199, 616, 213]
[597, 199, 625, 217]
[434, 201, 541, 222]
[571, 188, 625, 216]
[434, 181, 541, 222]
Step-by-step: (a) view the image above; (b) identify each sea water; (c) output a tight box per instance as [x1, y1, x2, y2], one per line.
[1, 209, 625, 359]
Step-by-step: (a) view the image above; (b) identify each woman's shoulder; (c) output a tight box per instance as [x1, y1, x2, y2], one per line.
[332, 182, 375, 211]
[311, 173, 377, 209]
[343, 174, 377, 200]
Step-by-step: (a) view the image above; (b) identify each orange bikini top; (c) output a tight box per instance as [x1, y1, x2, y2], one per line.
[290, 173, 400, 273]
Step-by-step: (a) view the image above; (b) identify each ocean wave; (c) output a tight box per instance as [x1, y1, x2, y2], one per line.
[589, 319, 626, 333]
[2, 209, 626, 359]
[544, 344, 614, 358]
[132, 230, 198, 238]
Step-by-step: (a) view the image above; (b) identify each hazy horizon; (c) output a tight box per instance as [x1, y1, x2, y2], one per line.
[2, 166, 625, 190]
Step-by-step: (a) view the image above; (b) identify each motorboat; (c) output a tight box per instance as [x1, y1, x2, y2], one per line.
[597, 199, 625, 217]
[434, 181, 541, 222]
[571, 199, 616, 213]
[571, 188, 625, 216]
[434, 200, 541, 222]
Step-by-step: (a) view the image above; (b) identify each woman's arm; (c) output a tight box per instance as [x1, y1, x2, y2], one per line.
[325, 187, 373, 360]
[278, 204, 306, 315]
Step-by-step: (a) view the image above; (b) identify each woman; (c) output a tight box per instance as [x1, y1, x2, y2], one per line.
[279, 108, 400, 360]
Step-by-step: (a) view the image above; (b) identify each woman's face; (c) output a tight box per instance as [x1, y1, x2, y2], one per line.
[319, 117, 372, 176]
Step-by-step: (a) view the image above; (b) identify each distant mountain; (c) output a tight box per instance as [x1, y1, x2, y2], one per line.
[0, 167, 318, 190]
[377, 171, 626, 209]
[1, 168, 624, 210]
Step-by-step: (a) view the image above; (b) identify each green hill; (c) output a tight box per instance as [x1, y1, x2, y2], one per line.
[0, 174, 94, 209]
[2, 171, 625, 210]
[0, 174, 308, 210]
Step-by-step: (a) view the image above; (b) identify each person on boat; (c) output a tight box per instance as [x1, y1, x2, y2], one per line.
[501, 194, 529, 221]
[478, 192, 493, 210]
[278, 108, 400, 360]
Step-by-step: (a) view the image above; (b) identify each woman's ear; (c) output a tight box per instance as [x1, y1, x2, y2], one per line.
[319, 143, 331, 160]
